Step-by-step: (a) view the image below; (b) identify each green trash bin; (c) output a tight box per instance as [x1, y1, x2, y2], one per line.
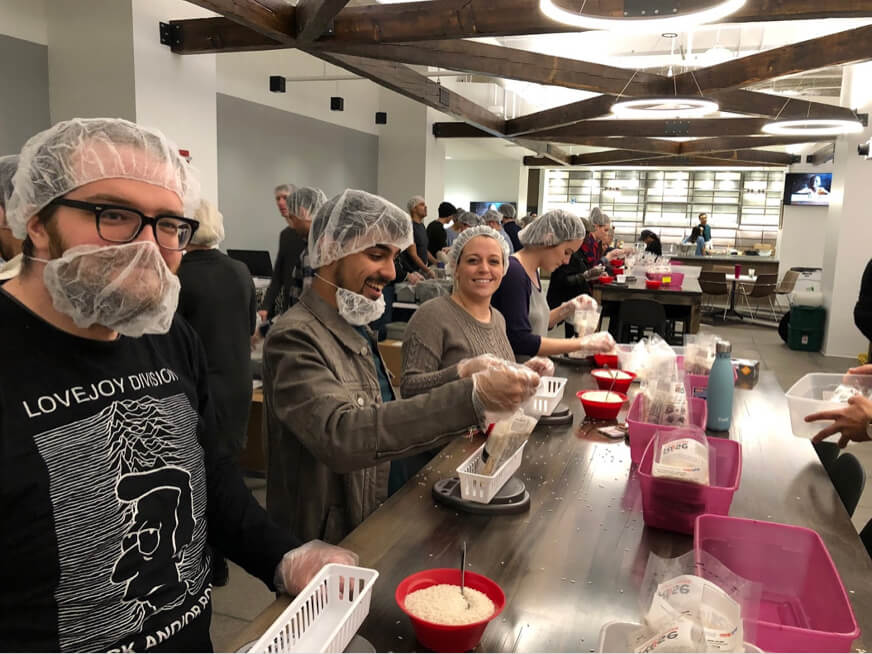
[788, 306, 825, 351]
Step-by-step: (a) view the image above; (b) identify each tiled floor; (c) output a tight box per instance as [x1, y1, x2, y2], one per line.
[210, 321, 869, 652]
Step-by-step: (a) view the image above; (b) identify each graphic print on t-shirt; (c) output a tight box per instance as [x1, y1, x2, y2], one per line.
[30, 391, 210, 652]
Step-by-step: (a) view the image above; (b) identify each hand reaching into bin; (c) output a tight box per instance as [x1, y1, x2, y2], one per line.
[276, 540, 360, 595]
[807, 395, 872, 448]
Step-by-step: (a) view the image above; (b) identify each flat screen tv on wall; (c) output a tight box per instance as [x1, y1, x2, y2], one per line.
[470, 201, 517, 216]
[783, 172, 832, 206]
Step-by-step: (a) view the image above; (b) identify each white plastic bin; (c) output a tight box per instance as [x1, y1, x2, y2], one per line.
[457, 441, 527, 504]
[786, 373, 872, 438]
[249, 564, 379, 653]
[523, 376, 567, 417]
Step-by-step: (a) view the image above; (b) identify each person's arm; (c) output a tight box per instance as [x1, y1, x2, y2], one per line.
[401, 333, 459, 398]
[427, 251, 439, 266]
[491, 264, 542, 357]
[404, 244, 431, 275]
[264, 325, 484, 473]
[248, 277, 258, 336]
[807, 395, 872, 449]
[264, 238, 286, 320]
[190, 334, 299, 587]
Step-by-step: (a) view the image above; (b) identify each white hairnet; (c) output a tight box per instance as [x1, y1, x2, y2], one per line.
[275, 183, 292, 195]
[589, 206, 610, 227]
[483, 209, 502, 225]
[447, 225, 510, 279]
[287, 186, 327, 220]
[7, 118, 200, 239]
[190, 199, 224, 248]
[309, 189, 412, 269]
[497, 203, 516, 219]
[518, 208, 586, 247]
[454, 211, 484, 228]
[0, 155, 18, 211]
[406, 195, 425, 214]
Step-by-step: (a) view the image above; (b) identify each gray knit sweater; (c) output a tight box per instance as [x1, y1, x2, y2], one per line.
[401, 295, 516, 398]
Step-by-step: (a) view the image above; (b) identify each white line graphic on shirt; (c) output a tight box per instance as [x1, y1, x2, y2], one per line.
[30, 392, 209, 652]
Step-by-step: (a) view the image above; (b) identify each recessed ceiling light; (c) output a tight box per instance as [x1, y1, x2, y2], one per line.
[539, 0, 746, 33]
[761, 119, 863, 136]
[611, 97, 719, 119]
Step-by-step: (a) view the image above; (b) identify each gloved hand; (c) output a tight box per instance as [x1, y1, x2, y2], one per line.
[555, 293, 599, 322]
[524, 356, 555, 377]
[582, 265, 605, 281]
[277, 540, 359, 595]
[472, 362, 540, 423]
[807, 394, 872, 448]
[575, 331, 616, 357]
[407, 272, 424, 285]
[457, 353, 505, 378]
[425, 267, 437, 279]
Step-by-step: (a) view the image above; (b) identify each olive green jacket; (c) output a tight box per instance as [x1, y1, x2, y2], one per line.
[264, 287, 481, 544]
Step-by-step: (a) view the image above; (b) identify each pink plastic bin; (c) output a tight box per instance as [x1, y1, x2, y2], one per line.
[638, 435, 742, 534]
[694, 514, 860, 653]
[685, 367, 739, 399]
[627, 395, 708, 464]
[646, 271, 685, 288]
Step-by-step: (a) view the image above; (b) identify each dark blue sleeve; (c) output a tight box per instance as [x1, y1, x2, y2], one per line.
[491, 258, 542, 357]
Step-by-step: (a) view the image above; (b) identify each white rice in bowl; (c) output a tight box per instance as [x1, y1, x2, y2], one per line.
[404, 584, 495, 625]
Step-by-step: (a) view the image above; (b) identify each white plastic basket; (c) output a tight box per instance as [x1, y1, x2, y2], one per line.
[523, 376, 567, 417]
[456, 440, 527, 504]
[786, 373, 872, 438]
[248, 564, 379, 653]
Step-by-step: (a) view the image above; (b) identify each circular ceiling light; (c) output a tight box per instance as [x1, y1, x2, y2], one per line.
[761, 119, 864, 136]
[539, 0, 746, 33]
[611, 97, 719, 119]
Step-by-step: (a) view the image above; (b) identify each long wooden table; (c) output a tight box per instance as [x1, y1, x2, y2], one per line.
[591, 277, 703, 335]
[230, 367, 872, 652]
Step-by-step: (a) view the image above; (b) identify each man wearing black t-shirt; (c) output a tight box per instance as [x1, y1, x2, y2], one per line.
[0, 118, 355, 652]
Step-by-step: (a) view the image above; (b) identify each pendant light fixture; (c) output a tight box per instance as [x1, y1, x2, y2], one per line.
[610, 63, 719, 119]
[761, 99, 864, 136]
[539, 0, 746, 33]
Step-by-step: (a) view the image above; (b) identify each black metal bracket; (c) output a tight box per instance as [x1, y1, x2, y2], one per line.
[663, 120, 690, 136]
[858, 112, 869, 127]
[159, 21, 182, 49]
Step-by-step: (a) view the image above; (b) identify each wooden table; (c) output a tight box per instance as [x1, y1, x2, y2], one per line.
[231, 367, 872, 652]
[590, 277, 703, 336]
[723, 274, 757, 321]
[238, 388, 266, 476]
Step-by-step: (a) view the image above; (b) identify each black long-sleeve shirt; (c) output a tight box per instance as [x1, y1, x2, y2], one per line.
[0, 292, 298, 652]
[547, 247, 591, 309]
[855, 258, 872, 342]
[177, 249, 257, 454]
[263, 227, 306, 319]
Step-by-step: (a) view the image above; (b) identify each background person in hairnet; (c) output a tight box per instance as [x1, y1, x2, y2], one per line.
[0, 155, 23, 281]
[491, 209, 615, 358]
[283, 186, 328, 307]
[498, 203, 522, 252]
[263, 189, 541, 543]
[176, 199, 257, 587]
[484, 208, 515, 255]
[0, 118, 355, 652]
[262, 182, 305, 323]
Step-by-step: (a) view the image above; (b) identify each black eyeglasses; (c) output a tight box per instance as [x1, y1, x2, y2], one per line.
[48, 198, 200, 251]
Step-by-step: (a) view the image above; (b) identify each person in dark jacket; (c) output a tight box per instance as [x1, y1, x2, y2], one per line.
[547, 247, 600, 337]
[499, 203, 523, 251]
[262, 184, 305, 321]
[427, 201, 455, 256]
[640, 229, 662, 256]
[856, 259, 872, 358]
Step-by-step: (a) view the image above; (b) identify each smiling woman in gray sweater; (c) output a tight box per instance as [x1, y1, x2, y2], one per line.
[401, 226, 515, 398]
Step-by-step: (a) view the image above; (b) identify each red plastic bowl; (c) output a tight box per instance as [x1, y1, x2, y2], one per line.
[592, 353, 619, 368]
[591, 368, 637, 393]
[396, 568, 506, 652]
[577, 390, 628, 420]
[598, 275, 614, 284]
[612, 267, 625, 276]
[645, 279, 661, 289]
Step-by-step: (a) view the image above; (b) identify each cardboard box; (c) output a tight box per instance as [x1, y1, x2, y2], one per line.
[378, 339, 403, 382]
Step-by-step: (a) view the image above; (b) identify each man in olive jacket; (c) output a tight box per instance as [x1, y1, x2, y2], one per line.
[263, 190, 539, 543]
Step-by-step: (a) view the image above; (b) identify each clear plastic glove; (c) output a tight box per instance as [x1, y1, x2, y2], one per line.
[425, 267, 437, 279]
[582, 265, 605, 281]
[524, 356, 555, 377]
[569, 293, 598, 312]
[277, 540, 359, 595]
[406, 272, 424, 285]
[472, 362, 541, 423]
[575, 331, 616, 357]
[457, 353, 505, 378]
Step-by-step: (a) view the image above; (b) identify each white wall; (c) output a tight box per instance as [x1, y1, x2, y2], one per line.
[131, 0, 218, 204]
[217, 49, 380, 137]
[443, 159, 524, 213]
[0, 0, 46, 43]
[377, 89, 426, 212]
[776, 162, 831, 275]
[46, 0, 137, 124]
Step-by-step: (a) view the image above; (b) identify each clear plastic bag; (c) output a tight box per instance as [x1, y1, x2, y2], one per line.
[652, 426, 711, 486]
[480, 410, 537, 475]
[684, 334, 719, 375]
[573, 305, 603, 337]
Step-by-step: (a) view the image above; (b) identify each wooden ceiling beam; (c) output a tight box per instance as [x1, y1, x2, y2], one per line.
[311, 51, 505, 134]
[557, 137, 682, 155]
[700, 149, 800, 165]
[521, 117, 770, 139]
[504, 95, 617, 135]
[673, 23, 872, 95]
[316, 40, 667, 96]
[806, 142, 836, 165]
[295, 0, 352, 42]
[181, 0, 296, 44]
[177, 0, 872, 49]
[169, 16, 287, 53]
[572, 150, 674, 165]
[514, 141, 572, 165]
[432, 123, 497, 138]
[679, 135, 829, 155]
